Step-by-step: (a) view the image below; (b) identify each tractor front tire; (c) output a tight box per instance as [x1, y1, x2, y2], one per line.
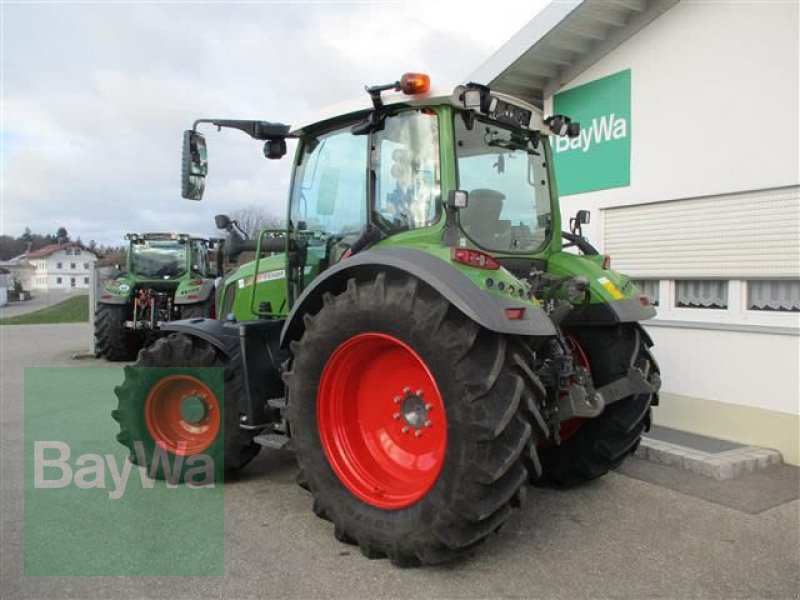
[285, 273, 546, 566]
[95, 303, 140, 361]
[112, 333, 260, 481]
[538, 325, 658, 487]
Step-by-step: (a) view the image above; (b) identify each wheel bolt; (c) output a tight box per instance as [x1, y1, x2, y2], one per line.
[403, 387, 411, 395]
[393, 396, 401, 404]
[392, 413, 401, 420]
[401, 426, 409, 434]
[415, 430, 423, 437]
[425, 403, 433, 410]
[424, 420, 432, 428]
[416, 389, 424, 397]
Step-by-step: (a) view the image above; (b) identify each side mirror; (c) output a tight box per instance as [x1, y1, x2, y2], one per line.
[569, 210, 591, 236]
[182, 130, 208, 201]
[214, 214, 231, 230]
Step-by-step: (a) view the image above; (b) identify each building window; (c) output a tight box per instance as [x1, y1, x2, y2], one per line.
[83, 263, 89, 269]
[84, 277, 89, 284]
[56, 262, 62, 269]
[75, 249, 81, 256]
[748, 280, 800, 312]
[70, 262, 76, 269]
[56, 277, 62, 284]
[676, 280, 728, 309]
[70, 278, 76, 287]
[65, 248, 72, 255]
[632, 280, 659, 306]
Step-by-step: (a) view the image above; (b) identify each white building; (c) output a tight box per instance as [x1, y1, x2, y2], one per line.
[25, 243, 99, 290]
[471, 0, 799, 464]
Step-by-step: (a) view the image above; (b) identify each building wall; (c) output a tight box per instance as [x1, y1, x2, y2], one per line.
[31, 249, 97, 290]
[543, 1, 799, 462]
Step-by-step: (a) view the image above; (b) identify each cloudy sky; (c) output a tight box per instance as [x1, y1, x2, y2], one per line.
[1, 0, 547, 246]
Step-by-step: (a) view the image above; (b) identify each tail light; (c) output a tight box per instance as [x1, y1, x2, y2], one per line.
[450, 247, 500, 270]
[504, 308, 526, 320]
[603, 254, 612, 270]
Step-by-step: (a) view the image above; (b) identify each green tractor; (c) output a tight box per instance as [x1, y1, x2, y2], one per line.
[95, 233, 217, 361]
[113, 74, 661, 565]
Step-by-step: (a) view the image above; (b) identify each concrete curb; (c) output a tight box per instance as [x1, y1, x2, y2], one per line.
[635, 436, 783, 481]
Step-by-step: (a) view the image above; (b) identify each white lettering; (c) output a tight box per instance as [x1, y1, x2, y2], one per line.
[34, 441, 72, 488]
[106, 453, 134, 500]
[74, 453, 105, 489]
[554, 113, 628, 155]
[612, 116, 627, 139]
[149, 443, 185, 487]
[184, 455, 216, 488]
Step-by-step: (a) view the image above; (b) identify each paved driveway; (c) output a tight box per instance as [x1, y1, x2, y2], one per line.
[1, 324, 798, 598]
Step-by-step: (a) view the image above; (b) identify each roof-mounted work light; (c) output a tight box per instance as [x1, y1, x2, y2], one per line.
[545, 115, 580, 138]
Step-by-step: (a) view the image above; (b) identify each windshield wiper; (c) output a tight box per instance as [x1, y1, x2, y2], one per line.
[486, 135, 539, 155]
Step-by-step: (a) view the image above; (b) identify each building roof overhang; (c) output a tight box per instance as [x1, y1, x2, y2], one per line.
[468, 0, 679, 108]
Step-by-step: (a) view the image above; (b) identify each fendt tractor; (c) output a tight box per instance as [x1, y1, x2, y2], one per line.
[95, 233, 217, 360]
[113, 73, 662, 566]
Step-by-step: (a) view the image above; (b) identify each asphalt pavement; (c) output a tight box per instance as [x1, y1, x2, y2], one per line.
[1, 323, 798, 598]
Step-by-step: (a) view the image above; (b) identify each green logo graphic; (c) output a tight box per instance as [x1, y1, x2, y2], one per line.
[552, 69, 631, 196]
[24, 367, 224, 576]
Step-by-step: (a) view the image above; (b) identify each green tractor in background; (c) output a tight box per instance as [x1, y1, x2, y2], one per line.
[113, 74, 661, 566]
[95, 233, 217, 361]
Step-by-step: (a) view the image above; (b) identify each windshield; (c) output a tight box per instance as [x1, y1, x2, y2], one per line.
[130, 240, 187, 279]
[455, 116, 552, 254]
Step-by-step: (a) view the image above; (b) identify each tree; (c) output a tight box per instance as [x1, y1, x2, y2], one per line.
[56, 227, 70, 243]
[229, 206, 284, 238]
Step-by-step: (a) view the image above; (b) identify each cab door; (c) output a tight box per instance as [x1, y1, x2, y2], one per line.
[288, 125, 368, 304]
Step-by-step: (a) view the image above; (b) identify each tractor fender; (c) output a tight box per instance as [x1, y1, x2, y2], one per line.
[160, 318, 241, 357]
[280, 247, 557, 347]
[173, 279, 216, 305]
[562, 296, 657, 327]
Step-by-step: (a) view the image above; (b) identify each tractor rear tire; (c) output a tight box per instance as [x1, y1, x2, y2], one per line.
[95, 303, 140, 362]
[538, 325, 658, 487]
[284, 273, 546, 566]
[112, 333, 260, 481]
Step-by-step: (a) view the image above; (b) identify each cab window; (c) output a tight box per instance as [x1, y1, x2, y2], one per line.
[372, 110, 440, 232]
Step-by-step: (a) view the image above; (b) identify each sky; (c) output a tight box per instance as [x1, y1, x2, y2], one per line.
[1, 0, 547, 246]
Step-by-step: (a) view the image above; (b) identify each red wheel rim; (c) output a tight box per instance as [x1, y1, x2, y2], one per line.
[317, 332, 447, 509]
[144, 374, 221, 455]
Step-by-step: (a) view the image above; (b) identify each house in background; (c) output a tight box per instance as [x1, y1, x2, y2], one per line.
[24, 243, 99, 290]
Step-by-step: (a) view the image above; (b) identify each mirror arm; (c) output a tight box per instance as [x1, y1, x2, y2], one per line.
[192, 119, 292, 141]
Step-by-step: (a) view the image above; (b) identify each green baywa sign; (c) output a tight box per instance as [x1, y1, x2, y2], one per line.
[552, 69, 631, 196]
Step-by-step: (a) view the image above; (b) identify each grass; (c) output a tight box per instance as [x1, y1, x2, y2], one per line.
[0, 295, 89, 325]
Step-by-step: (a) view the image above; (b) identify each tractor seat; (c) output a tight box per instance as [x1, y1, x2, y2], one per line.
[461, 189, 506, 244]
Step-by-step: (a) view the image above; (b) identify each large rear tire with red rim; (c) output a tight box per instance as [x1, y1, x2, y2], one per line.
[537, 325, 659, 487]
[284, 273, 546, 566]
[112, 333, 260, 481]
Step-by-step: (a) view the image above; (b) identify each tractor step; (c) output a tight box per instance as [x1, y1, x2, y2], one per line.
[253, 432, 291, 450]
